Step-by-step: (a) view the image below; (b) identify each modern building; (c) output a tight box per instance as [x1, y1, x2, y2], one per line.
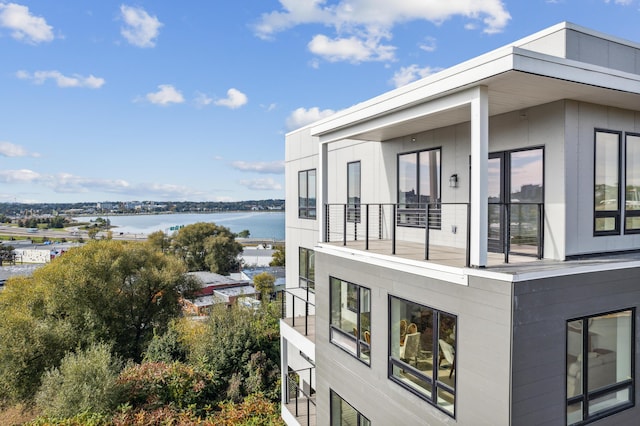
[280, 22, 640, 426]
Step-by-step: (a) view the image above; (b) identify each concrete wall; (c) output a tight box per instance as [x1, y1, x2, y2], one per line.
[512, 267, 640, 425]
[314, 250, 513, 425]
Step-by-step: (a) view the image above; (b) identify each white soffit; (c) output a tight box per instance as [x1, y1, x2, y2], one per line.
[312, 48, 640, 144]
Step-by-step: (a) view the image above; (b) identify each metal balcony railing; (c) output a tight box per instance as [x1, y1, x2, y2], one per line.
[285, 367, 316, 426]
[281, 286, 315, 337]
[325, 202, 544, 266]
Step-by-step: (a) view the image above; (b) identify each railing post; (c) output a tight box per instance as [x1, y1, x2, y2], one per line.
[424, 202, 430, 260]
[466, 203, 471, 267]
[365, 204, 369, 250]
[291, 292, 296, 327]
[392, 204, 396, 255]
[304, 294, 309, 336]
[379, 204, 383, 240]
[325, 204, 329, 243]
[343, 204, 347, 246]
[538, 203, 544, 259]
[504, 203, 510, 264]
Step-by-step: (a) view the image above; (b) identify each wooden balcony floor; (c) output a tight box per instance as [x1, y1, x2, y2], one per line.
[327, 239, 539, 268]
[282, 315, 316, 343]
[284, 397, 316, 426]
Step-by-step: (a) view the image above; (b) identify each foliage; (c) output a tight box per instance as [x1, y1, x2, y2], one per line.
[269, 245, 285, 267]
[236, 229, 251, 238]
[172, 222, 242, 274]
[35, 343, 123, 419]
[213, 393, 284, 426]
[146, 230, 170, 253]
[116, 361, 219, 415]
[178, 303, 281, 402]
[27, 411, 111, 426]
[253, 272, 276, 299]
[143, 325, 187, 364]
[0, 240, 199, 405]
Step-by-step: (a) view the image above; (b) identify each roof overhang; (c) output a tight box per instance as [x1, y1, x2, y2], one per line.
[310, 47, 640, 144]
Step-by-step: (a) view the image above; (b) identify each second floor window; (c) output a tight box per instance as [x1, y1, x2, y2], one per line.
[299, 247, 314, 291]
[299, 169, 316, 219]
[594, 130, 621, 235]
[347, 161, 361, 223]
[330, 277, 371, 364]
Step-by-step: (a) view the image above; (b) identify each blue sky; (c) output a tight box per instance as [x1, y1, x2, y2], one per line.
[1, 1, 639, 203]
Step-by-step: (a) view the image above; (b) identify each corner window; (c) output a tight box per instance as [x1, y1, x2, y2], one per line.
[398, 148, 441, 228]
[566, 309, 634, 425]
[389, 295, 456, 417]
[299, 248, 314, 291]
[299, 169, 316, 219]
[625, 133, 640, 233]
[347, 161, 361, 223]
[330, 277, 371, 364]
[594, 130, 621, 235]
[330, 390, 371, 426]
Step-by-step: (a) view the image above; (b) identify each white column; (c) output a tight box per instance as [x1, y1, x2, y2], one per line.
[317, 141, 328, 243]
[470, 86, 489, 267]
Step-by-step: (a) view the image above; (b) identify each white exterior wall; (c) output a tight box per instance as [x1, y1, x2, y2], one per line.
[565, 101, 640, 256]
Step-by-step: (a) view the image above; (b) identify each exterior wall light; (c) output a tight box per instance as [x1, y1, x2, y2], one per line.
[449, 174, 458, 188]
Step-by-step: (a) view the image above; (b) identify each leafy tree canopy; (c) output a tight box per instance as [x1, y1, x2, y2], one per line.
[171, 222, 242, 274]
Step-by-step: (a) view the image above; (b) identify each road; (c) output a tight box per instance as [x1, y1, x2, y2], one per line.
[0, 225, 146, 241]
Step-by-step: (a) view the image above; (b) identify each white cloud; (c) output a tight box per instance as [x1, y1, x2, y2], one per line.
[390, 64, 441, 88]
[0, 141, 40, 157]
[0, 3, 54, 44]
[194, 92, 213, 108]
[239, 178, 282, 191]
[16, 70, 105, 89]
[604, 0, 634, 4]
[120, 5, 163, 48]
[214, 88, 248, 109]
[308, 34, 395, 63]
[144, 84, 185, 106]
[0, 169, 42, 183]
[419, 36, 437, 52]
[286, 106, 335, 130]
[231, 161, 285, 174]
[255, 1, 511, 62]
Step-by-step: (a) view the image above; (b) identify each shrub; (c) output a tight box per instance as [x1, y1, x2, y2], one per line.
[34, 343, 122, 419]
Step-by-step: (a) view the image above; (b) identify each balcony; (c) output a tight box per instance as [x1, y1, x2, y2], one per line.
[283, 367, 316, 426]
[281, 287, 316, 343]
[325, 202, 544, 268]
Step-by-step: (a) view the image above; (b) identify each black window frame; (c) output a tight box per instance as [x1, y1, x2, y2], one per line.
[298, 169, 316, 219]
[397, 147, 442, 229]
[566, 308, 635, 425]
[347, 161, 361, 223]
[330, 276, 371, 365]
[624, 132, 640, 234]
[298, 247, 314, 291]
[387, 295, 456, 418]
[330, 389, 371, 426]
[594, 129, 622, 236]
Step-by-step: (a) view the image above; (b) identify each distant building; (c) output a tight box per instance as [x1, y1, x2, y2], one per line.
[183, 271, 256, 315]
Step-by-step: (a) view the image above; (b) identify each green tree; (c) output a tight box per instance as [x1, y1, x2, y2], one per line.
[269, 245, 285, 267]
[35, 342, 123, 419]
[253, 272, 275, 300]
[87, 227, 99, 240]
[0, 240, 199, 405]
[237, 229, 250, 238]
[147, 230, 170, 253]
[172, 222, 242, 274]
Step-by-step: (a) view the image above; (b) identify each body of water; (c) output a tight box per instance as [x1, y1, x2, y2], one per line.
[76, 211, 285, 240]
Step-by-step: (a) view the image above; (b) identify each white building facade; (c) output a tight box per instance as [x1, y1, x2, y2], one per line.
[280, 22, 640, 426]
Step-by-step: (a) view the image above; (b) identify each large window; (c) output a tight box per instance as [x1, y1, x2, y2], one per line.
[330, 390, 371, 426]
[398, 148, 441, 228]
[299, 169, 316, 219]
[389, 295, 456, 417]
[299, 248, 314, 291]
[566, 309, 634, 425]
[594, 130, 621, 235]
[330, 277, 371, 364]
[625, 133, 640, 233]
[347, 161, 361, 223]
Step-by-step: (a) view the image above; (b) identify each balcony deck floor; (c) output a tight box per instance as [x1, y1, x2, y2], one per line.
[327, 239, 540, 268]
[284, 397, 316, 426]
[283, 315, 316, 343]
